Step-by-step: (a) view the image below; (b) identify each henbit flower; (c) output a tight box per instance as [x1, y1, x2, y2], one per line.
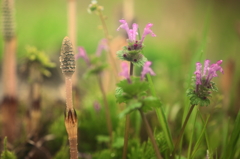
[119, 62, 131, 83]
[194, 60, 224, 87]
[117, 19, 156, 48]
[141, 61, 156, 80]
[76, 47, 90, 66]
[95, 39, 108, 56]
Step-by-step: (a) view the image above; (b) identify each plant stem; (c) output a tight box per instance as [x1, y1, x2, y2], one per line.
[122, 62, 134, 159]
[98, 10, 119, 80]
[97, 74, 113, 144]
[147, 74, 174, 152]
[171, 104, 195, 158]
[139, 109, 162, 159]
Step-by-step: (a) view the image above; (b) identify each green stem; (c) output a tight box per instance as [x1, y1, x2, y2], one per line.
[139, 109, 162, 159]
[122, 62, 134, 159]
[147, 74, 174, 152]
[171, 104, 195, 158]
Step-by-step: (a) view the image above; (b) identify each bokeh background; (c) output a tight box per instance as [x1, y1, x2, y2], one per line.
[0, 0, 239, 158]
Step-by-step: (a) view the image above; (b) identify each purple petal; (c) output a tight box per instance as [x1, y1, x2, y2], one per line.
[76, 47, 90, 65]
[95, 39, 108, 56]
[203, 59, 210, 76]
[141, 61, 156, 80]
[140, 23, 156, 43]
[117, 19, 130, 37]
[119, 62, 130, 81]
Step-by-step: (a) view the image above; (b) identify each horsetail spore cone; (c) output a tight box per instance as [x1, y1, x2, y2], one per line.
[60, 36, 76, 77]
[60, 37, 78, 159]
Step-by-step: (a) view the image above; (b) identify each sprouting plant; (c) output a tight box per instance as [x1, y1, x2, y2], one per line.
[21, 46, 55, 136]
[0, 137, 17, 159]
[59, 37, 78, 159]
[116, 61, 163, 159]
[172, 59, 224, 158]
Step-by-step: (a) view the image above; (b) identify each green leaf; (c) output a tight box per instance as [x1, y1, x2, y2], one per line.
[119, 101, 142, 118]
[141, 96, 161, 112]
[117, 77, 149, 97]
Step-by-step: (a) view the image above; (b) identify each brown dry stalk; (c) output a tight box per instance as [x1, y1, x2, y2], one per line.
[60, 37, 78, 159]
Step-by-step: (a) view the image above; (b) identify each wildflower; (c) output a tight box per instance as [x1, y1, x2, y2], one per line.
[194, 60, 223, 89]
[119, 62, 131, 83]
[116, 20, 156, 66]
[75, 47, 90, 66]
[95, 39, 108, 56]
[187, 59, 224, 106]
[141, 61, 156, 80]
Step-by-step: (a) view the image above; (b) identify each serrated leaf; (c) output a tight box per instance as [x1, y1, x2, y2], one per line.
[117, 77, 149, 96]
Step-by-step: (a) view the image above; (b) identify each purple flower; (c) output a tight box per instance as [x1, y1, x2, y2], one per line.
[141, 61, 156, 80]
[119, 62, 131, 83]
[117, 19, 156, 45]
[93, 101, 101, 113]
[76, 47, 90, 66]
[194, 60, 224, 86]
[95, 39, 108, 56]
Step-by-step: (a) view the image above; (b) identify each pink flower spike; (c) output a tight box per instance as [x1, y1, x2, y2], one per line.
[119, 62, 130, 82]
[95, 39, 108, 56]
[140, 23, 156, 43]
[141, 61, 156, 80]
[76, 47, 90, 65]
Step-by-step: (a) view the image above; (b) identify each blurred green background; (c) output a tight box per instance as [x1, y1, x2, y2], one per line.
[0, 0, 240, 157]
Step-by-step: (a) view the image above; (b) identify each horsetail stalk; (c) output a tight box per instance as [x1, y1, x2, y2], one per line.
[60, 37, 78, 159]
[1, 0, 18, 143]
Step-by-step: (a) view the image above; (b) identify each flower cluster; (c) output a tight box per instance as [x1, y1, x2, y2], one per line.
[117, 19, 156, 66]
[194, 60, 223, 91]
[187, 59, 224, 106]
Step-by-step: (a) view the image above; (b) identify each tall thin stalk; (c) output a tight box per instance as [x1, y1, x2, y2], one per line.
[97, 73, 113, 144]
[139, 109, 162, 159]
[97, 10, 119, 80]
[1, 0, 18, 143]
[171, 104, 196, 158]
[60, 37, 78, 159]
[122, 62, 133, 159]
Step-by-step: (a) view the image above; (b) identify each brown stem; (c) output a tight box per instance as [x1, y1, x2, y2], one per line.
[65, 77, 73, 110]
[171, 104, 195, 158]
[139, 109, 162, 159]
[97, 74, 113, 143]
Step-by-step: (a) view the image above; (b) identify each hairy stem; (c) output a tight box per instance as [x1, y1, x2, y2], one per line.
[171, 104, 195, 158]
[139, 109, 162, 159]
[98, 10, 119, 80]
[122, 62, 134, 159]
[97, 74, 113, 144]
